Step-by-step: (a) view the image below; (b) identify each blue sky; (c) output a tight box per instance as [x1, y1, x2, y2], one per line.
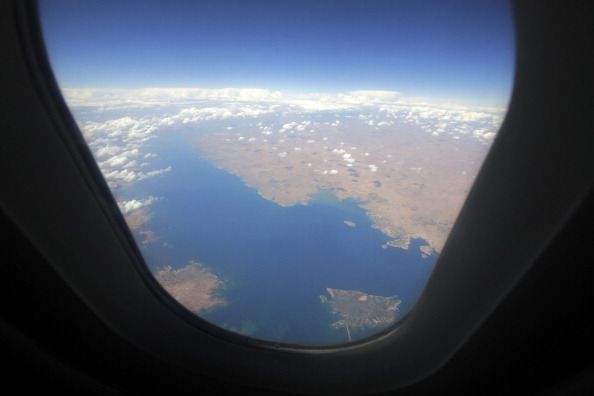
[40, 0, 515, 107]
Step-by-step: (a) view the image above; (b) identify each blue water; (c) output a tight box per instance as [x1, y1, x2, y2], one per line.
[124, 130, 436, 345]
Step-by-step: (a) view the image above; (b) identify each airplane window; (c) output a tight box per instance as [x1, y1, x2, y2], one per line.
[38, 0, 514, 346]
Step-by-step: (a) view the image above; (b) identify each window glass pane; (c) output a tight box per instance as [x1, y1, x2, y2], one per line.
[39, 0, 514, 345]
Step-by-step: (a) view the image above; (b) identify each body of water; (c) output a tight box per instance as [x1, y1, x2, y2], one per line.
[123, 129, 436, 345]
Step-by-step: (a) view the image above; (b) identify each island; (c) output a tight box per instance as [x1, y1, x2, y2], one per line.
[154, 261, 226, 313]
[320, 287, 401, 341]
[419, 244, 435, 257]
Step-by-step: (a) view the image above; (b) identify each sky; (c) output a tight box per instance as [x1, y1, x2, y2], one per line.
[39, 0, 515, 107]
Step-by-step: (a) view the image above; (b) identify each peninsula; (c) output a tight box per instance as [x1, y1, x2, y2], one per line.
[194, 117, 489, 253]
[154, 261, 226, 313]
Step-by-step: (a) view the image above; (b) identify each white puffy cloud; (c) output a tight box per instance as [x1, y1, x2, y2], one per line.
[117, 195, 161, 215]
[104, 168, 139, 184]
[65, 87, 506, 191]
[280, 122, 297, 131]
[141, 166, 172, 179]
[77, 113, 173, 188]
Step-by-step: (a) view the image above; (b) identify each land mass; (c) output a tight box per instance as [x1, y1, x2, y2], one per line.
[194, 118, 488, 252]
[123, 208, 157, 246]
[320, 287, 401, 340]
[154, 261, 226, 313]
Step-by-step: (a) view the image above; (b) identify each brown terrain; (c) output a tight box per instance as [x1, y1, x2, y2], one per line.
[320, 287, 401, 340]
[194, 119, 489, 253]
[154, 261, 226, 313]
[123, 208, 157, 245]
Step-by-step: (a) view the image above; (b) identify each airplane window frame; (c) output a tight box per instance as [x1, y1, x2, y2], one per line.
[1, 1, 593, 394]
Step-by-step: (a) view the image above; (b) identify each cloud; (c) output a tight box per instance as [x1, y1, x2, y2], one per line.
[62, 87, 284, 109]
[65, 88, 506, 143]
[60, 87, 431, 115]
[104, 168, 139, 184]
[79, 113, 174, 188]
[65, 87, 506, 191]
[141, 166, 172, 179]
[117, 195, 161, 215]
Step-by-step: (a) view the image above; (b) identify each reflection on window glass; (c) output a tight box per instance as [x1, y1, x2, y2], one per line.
[40, 0, 514, 345]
